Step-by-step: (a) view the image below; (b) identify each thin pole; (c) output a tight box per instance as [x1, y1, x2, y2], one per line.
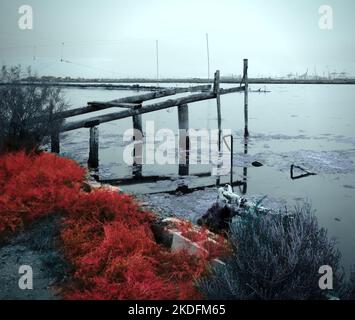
[243, 59, 249, 137]
[33, 45, 36, 61]
[156, 40, 159, 85]
[214, 70, 221, 150]
[60, 42, 64, 62]
[230, 135, 234, 188]
[206, 33, 210, 81]
[242, 137, 248, 194]
[214, 70, 221, 187]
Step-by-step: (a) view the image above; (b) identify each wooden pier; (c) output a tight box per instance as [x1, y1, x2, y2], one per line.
[50, 60, 250, 187]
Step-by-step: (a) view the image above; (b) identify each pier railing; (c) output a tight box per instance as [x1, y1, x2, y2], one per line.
[50, 59, 250, 183]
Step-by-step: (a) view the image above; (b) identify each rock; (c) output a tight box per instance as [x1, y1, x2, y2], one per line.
[252, 161, 263, 167]
[81, 182, 92, 193]
[197, 203, 237, 233]
[152, 218, 225, 267]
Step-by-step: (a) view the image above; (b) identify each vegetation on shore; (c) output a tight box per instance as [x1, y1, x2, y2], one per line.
[1, 64, 354, 300]
[0, 65, 67, 153]
[198, 204, 355, 300]
[0, 151, 225, 299]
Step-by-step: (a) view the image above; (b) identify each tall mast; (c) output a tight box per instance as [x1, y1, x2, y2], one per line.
[206, 33, 210, 80]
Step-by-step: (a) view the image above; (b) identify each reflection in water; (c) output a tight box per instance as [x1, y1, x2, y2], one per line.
[133, 129, 143, 178]
[63, 85, 355, 272]
[178, 130, 190, 177]
[240, 137, 248, 195]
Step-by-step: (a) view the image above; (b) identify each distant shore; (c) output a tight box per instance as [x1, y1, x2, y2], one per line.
[1, 78, 355, 88]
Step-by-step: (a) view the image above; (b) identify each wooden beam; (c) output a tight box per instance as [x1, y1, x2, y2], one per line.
[40, 85, 211, 121]
[62, 86, 245, 132]
[87, 102, 141, 109]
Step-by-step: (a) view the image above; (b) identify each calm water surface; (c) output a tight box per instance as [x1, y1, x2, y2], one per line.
[60, 84, 355, 271]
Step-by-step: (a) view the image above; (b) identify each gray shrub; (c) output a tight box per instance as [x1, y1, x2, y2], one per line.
[0, 65, 67, 153]
[198, 203, 348, 300]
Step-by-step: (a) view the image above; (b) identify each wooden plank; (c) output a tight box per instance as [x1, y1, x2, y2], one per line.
[87, 102, 141, 109]
[62, 86, 245, 132]
[41, 85, 210, 121]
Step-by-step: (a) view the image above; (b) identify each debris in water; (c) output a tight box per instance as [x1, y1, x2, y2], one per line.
[290, 164, 317, 180]
[197, 202, 238, 233]
[198, 185, 274, 233]
[252, 161, 263, 167]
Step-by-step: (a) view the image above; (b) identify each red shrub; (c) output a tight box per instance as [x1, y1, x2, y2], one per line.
[177, 220, 231, 260]
[0, 151, 85, 236]
[0, 151, 223, 300]
[60, 190, 209, 300]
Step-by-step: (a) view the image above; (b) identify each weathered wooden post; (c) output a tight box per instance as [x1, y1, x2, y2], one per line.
[178, 104, 189, 176]
[88, 126, 99, 169]
[214, 70, 222, 186]
[214, 70, 222, 150]
[230, 135, 234, 188]
[132, 105, 143, 177]
[242, 137, 248, 194]
[51, 132, 60, 154]
[243, 59, 249, 137]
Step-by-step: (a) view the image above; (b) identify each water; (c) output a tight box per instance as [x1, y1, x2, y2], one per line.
[59, 84, 355, 271]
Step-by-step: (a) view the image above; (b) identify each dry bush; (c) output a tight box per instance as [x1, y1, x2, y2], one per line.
[0, 65, 67, 153]
[198, 203, 348, 300]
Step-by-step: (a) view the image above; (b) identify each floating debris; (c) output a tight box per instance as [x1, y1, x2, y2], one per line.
[252, 161, 264, 167]
[290, 164, 317, 180]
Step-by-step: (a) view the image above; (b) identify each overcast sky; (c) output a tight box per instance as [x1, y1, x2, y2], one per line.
[0, 0, 354, 78]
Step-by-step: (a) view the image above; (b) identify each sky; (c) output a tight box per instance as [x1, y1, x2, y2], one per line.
[0, 0, 354, 78]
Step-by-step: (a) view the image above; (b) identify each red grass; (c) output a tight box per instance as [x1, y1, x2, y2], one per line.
[0, 151, 85, 235]
[60, 190, 208, 300]
[177, 220, 231, 260]
[0, 151, 226, 300]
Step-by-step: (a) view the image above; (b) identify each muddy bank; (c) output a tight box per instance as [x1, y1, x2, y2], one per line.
[233, 148, 355, 174]
[138, 187, 287, 223]
[0, 215, 68, 300]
